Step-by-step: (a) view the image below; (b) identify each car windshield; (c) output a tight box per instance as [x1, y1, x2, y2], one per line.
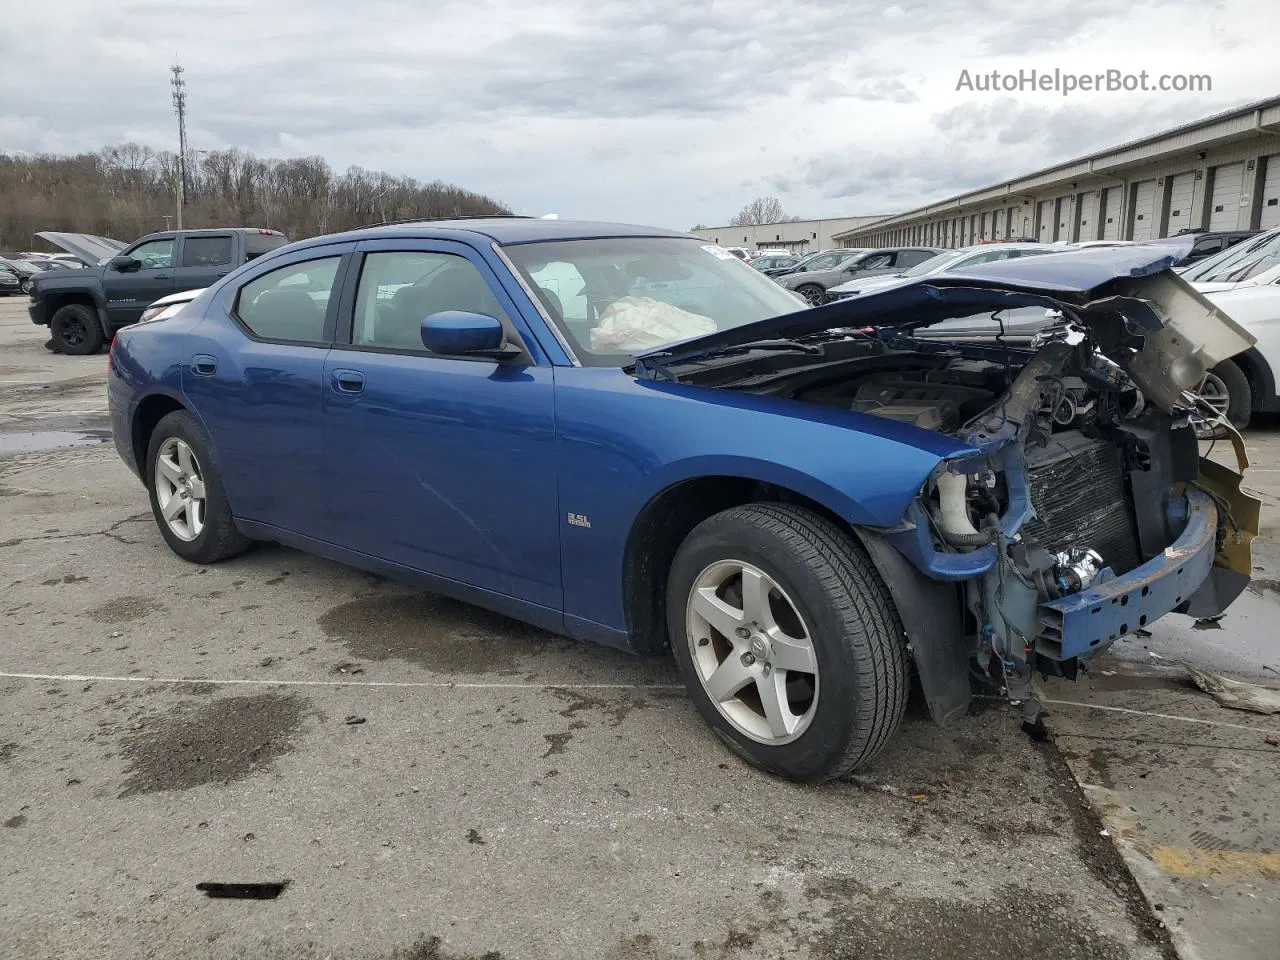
[504, 237, 806, 366]
[1182, 229, 1280, 283]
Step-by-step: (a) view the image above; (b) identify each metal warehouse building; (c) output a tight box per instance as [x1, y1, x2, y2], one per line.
[835, 95, 1280, 249]
[690, 216, 886, 256]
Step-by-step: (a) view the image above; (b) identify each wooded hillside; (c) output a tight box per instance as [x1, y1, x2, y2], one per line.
[0, 143, 511, 250]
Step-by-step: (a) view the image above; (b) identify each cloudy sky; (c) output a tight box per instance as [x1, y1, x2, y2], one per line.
[2, 0, 1274, 229]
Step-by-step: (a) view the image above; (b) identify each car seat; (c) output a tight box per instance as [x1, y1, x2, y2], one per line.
[252, 289, 323, 341]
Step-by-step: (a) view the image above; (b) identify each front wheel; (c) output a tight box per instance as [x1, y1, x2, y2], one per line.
[49, 304, 105, 355]
[667, 503, 909, 782]
[1194, 359, 1251, 433]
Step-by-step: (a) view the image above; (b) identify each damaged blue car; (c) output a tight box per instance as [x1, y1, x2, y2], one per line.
[107, 220, 1262, 781]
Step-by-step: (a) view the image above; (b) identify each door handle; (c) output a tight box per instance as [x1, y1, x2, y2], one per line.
[154, 274, 170, 280]
[216, 271, 228, 278]
[192, 354, 217, 376]
[332, 369, 365, 394]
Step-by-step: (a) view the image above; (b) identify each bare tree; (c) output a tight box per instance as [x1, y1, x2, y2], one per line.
[728, 196, 787, 226]
[0, 143, 511, 250]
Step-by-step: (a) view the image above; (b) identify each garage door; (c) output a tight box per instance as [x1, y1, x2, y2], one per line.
[1076, 191, 1099, 241]
[1037, 200, 1055, 241]
[1131, 179, 1157, 241]
[1209, 163, 1244, 230]
[1055, 195, 1074, 241]
[1101, 187, 1122, 239]
[1260, 154, 1280, 230]
[1165, 173, 1195, 235]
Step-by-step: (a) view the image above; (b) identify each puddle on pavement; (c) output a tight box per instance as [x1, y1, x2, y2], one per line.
[118, 693, 308, 797]
[318, 593, 555, 674]
[0, 430, 111, 456]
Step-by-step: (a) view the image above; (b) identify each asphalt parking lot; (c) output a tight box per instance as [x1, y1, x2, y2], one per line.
[1, 298, 1277, 960]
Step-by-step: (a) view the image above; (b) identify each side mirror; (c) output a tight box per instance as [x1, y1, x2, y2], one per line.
[109, 255, 140, 272]
[420, 311, 516, 358]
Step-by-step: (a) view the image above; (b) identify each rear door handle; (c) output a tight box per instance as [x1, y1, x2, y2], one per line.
[154, 274, 170, 280]
[332, 369, 365, 394]
[192, 354, 217, 376]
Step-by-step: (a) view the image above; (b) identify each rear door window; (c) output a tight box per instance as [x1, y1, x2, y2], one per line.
[180, 235, 234, 267]
[234, 256, 343, 344]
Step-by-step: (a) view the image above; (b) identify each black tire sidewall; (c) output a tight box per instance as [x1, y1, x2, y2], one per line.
[50, 305, 105, 356]
[667, 513, 872, 781]
[1214, 359, 1252, 427]
[145, 410, 245, 563]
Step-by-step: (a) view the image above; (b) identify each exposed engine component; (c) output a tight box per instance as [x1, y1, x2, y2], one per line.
[1054, 548, 1104, 595]
[1022, 431, 1142, 575]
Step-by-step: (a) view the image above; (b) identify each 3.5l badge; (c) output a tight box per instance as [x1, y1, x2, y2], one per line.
[566, 512, 591, 529]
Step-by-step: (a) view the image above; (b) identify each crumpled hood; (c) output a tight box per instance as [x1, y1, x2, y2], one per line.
[35, 231, 127, 266]
[636, 244, 1255, 413]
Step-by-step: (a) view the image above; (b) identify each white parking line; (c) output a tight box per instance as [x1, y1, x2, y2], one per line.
[0, 670, 683, 692]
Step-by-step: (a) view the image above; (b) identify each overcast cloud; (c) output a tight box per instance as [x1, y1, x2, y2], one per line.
[1, 0, 1273, 229]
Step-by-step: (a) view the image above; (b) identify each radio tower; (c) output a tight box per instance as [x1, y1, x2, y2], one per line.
[171, 64, 188, 229]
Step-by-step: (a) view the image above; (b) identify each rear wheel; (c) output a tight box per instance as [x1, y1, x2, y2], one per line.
[49, 304, 105, 355]
[796, 284, 826, 307]
[146, 410, 250, 564]
[667, 503, 909, 782]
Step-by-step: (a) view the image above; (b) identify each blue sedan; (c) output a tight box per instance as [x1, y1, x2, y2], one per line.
[108, 219, 1260, 781]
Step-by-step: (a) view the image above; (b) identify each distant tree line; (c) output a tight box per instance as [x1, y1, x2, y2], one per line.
[0, 143, 512, 251]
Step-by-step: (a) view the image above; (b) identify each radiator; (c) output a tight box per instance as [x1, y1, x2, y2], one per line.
[1022, 431, 1142, 575]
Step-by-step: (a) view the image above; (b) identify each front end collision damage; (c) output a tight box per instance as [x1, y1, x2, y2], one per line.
[868, 278, 1261, 725]
[636, 250, 1262, 728]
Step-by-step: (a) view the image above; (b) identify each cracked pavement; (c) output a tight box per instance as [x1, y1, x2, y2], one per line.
[1, 299, 1276, 959]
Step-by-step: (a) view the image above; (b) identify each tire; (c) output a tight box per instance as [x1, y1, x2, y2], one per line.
[796, 284, 826, 308]
[1210, 359, 1252, 427]
[145, 410, 250, 564]
[49, 304, 105, 355]
[666, 503, 909, 782]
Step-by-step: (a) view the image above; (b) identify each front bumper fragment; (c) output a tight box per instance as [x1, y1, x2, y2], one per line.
[1037, 488, 1217, 660]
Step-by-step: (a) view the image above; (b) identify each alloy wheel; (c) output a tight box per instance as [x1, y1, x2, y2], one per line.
[154, 437, 207, 541]
[685, 559, 819, 744]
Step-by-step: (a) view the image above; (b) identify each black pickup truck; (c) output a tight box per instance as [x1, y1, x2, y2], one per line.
[29, 227, 288, 354]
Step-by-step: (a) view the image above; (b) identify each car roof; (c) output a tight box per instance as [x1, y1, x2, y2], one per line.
[286, 218, 691, 252]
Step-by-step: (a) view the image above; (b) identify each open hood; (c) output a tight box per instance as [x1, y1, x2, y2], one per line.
[636, 244, 1254, 413]
[35, 231, 127, 266]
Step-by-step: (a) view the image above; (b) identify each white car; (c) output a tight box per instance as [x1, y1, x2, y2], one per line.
[826, 242, 1054, 299]
[1171, 228, 1280, 424]
[138, 287, 204, 324]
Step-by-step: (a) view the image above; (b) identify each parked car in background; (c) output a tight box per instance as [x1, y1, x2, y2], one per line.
[768, 248, 859, 279]
[723, 246, 750, 261]
[1181, 227, 1280, 290]
[0, 257, 45, 293]
[827, 242, 1054, 300]
[750, 255, 801, 277]
[106, 219, 1259, 781]
[1156, 230, 1257, 266]
[778, 247, 944, 306]
[0, 265, 22, 296]
[29, 227, 289, 354]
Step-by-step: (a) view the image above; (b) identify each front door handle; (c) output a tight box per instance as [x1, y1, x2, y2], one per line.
[154, 274, 170, 280]
[332, 369, 365, 394]
[192, 354, 217, 376]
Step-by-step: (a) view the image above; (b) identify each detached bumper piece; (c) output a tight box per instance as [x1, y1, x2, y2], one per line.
[1037, 488, 1216, 660]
